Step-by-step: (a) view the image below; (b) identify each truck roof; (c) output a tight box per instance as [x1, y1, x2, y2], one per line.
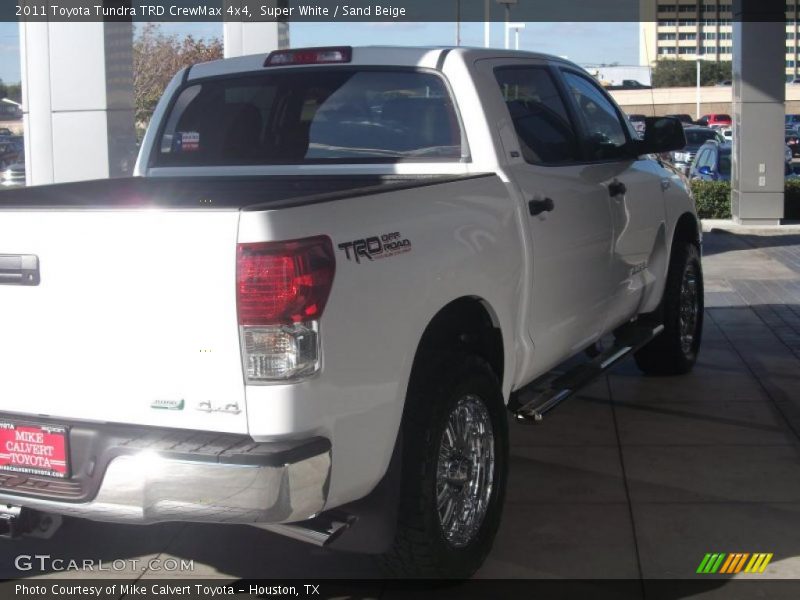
[187, 46, 581, 81]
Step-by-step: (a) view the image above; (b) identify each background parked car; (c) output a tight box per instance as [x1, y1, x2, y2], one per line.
[691, 140, 793, 181]
[690, 140, 732, 181]
[696, 113, 732, 129]
[607, 80, 652, 90]
[787, 114, 800, 133]
[1, 162, 25, 187]
[670, 126, 723, 174]
[0, 140, 21, 170]
[787, 128, 800, 156]
[626, 113, 646, 136]
[9, 135, 23, 152]
[666, 113, 695, 127]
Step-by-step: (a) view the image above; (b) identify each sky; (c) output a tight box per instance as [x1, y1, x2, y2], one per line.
[0, 21, 638, 85]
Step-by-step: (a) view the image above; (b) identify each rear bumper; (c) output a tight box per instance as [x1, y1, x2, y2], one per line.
[673, 161, 691, 174]
[0, 416, 331, 525]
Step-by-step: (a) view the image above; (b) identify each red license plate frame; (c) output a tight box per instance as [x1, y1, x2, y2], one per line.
[0, 421, 70, 479]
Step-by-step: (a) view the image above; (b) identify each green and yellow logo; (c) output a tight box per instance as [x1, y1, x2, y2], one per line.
[696, 553, 773, 574]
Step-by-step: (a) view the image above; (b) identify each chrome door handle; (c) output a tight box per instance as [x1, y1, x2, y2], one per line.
[661, 179, 671, 191]
[0, 254, 40, 286]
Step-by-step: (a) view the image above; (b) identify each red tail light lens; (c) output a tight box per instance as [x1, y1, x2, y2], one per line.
[265, 46, 352, 66]
[237, 236, 335, 325]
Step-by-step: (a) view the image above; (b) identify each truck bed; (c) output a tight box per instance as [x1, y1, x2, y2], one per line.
[0, 172, 491, 436]
[0, 174, 488, 211]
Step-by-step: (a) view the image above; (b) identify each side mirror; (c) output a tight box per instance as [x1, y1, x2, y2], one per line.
[634, 117, 687, 155]
[697, 166, 712, 176]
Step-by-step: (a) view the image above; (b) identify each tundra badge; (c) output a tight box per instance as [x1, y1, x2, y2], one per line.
[150, 399, 185, 411]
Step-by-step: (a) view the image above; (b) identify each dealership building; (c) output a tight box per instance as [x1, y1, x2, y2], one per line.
[640, 0, 800, 81]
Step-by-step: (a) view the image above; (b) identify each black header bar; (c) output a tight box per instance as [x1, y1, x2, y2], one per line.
[3, 1, 792, 25]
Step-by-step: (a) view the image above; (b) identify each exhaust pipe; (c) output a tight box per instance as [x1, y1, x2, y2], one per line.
[0, 506, 62, 539]
[256, 511, 354, 547]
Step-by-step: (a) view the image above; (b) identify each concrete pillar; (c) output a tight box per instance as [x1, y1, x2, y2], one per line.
[18, 21, 136, 186]
[732, 0, 786, 225]
[223, 22, 289, 58]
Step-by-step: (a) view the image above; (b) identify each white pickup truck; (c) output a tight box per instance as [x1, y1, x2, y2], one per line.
[0, 46, 701, 577]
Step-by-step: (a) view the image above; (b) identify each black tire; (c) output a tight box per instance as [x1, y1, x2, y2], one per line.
[380, 354, 508, 578]
[634, 242, 703, 375]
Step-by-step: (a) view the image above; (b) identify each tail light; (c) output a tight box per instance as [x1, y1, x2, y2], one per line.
[237, 236, 335, 382]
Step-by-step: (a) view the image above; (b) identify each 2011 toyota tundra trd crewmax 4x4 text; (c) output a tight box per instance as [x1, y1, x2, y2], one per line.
[0, 46, 700, 577]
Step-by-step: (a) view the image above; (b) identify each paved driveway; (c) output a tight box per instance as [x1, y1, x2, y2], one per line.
[2, 229, 800, 594]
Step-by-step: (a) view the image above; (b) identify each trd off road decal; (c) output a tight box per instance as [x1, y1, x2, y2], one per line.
[338, 232, 412, 263]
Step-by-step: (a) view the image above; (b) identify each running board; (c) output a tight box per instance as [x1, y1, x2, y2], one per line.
[512, 322, 664, 423]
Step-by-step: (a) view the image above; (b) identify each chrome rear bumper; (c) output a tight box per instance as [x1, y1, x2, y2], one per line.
[0, 418, 331, 525]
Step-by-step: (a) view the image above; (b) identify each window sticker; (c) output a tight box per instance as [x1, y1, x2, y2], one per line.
[172, 131, 200, 153]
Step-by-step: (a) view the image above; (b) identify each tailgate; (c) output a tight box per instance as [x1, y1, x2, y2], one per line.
[0, 210, 247, 433]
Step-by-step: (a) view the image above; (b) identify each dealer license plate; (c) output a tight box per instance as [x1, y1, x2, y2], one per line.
[0, 421, 69, 478]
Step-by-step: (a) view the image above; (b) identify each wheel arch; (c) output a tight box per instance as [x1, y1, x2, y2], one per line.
[325, 296, 507, 555]
[409, 296, 505, 390]
[641, 211, 701, 315]
[672, 211, 702, 251]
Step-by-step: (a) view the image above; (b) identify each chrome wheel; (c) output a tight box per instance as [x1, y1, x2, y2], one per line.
[436, 394, 495, 548]
[679, 263, 699, 355]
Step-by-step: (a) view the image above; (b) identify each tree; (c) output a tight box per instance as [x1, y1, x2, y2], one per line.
[4, 83, 21, 103]
[652, 59, 733, 88]
[133, 24, 223, 126]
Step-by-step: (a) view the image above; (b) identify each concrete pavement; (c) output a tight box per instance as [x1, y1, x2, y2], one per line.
[2, 229, 800, 594]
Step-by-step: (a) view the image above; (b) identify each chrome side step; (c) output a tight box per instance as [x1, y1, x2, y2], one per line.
[512, 322, 664, 423]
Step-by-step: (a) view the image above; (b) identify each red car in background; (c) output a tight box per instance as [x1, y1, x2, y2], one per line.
[696, 113, 732, 129]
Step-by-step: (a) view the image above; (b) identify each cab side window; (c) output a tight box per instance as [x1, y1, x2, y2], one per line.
[561, 71, 629, 161]
[494, 67, 580, 165]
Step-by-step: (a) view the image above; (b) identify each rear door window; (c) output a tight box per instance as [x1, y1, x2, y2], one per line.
[154, 69, 463, 166]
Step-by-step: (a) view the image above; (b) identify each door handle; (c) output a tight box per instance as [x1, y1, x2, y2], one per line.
[528, 197, 555, 216]
[0, 254, 40, 286]
[608, 180, 627, 197]
[661, 178, 671, 191]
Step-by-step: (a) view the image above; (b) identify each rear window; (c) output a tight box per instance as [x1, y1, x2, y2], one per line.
[685, 130, 720, 145]
[154, 69, 463, 166]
